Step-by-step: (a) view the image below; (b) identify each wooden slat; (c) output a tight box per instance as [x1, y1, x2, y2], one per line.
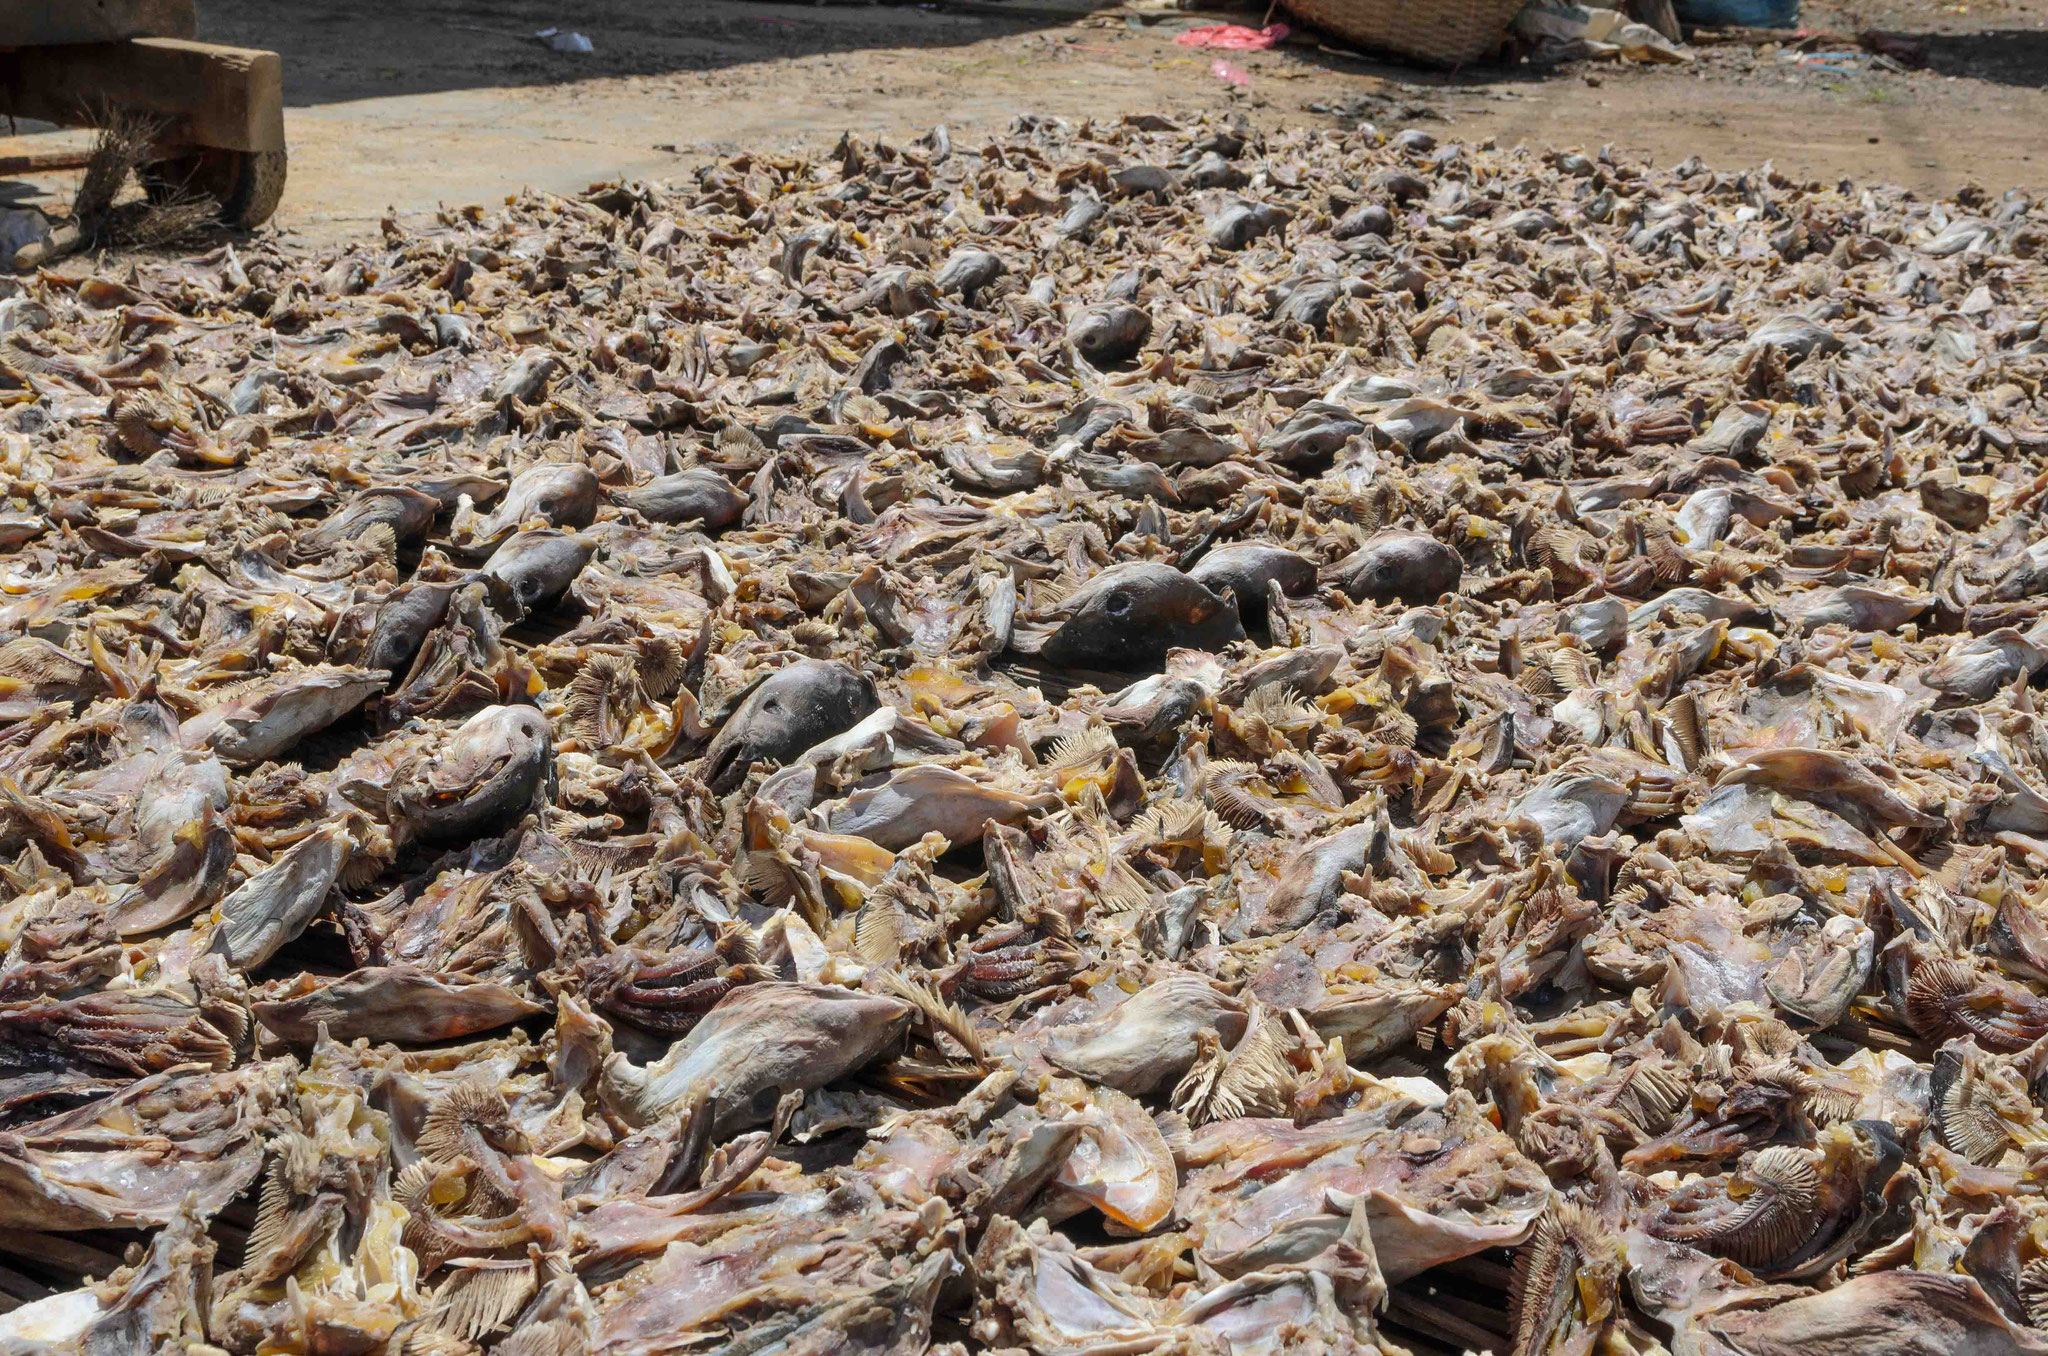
[1379, 1318, 1464, 1356]
[0, 1262, 53, 1304]
[0, 37, 283, 153]
[1417, 1286, 1512, 1340]
[0, 145, 90, 174]
[0, 1231, 122, 1281]
[1439, 1253, 1516, 1291]
[1389, 1288, 1506, 1355]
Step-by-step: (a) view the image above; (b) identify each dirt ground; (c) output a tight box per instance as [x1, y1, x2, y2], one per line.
[6, 0, 2047, 248]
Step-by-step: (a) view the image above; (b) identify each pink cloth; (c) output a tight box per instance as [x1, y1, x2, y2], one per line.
[1175, 22, 1289, 50]
[1209, 58, 1251, 84]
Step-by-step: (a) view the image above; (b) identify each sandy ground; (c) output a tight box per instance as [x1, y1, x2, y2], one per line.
[3, 0, 2045, 249]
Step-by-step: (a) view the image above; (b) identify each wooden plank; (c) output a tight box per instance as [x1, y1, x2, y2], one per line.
[1388, 1289, 1506, 1354]
[0, 1231, 122, 1281]
[1438, 1253, 1516, 1291]
[0, 37, 283, 153]
[0, 0, 197, 48]
[0, 1261, 53, 1304]
[0, 145, 90, 173]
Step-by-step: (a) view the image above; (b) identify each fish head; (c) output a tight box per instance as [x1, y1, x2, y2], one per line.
[511, 463, 601, 530]
[393, 704, 552, 841]
[700, 659, 880, 793]
[1040, 563, 1245, 670]
[482, 529, 595, 615]
[362, 581, 460, 676]
[1328, 532, 1462, 605]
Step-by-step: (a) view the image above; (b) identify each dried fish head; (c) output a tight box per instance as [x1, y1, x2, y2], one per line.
[178, 665, 388, 765]
[454, 462, 600, 554]
[1032, 562, 1245, 670]
[1066, 302, 1152, 367]
[480, 528, 594, 615]
[389, 704, 553, 842]
[616, 466, 750, 529]
[1046, 973, 1247, 1095]
[699, 659, 880, 794]
[1325, 531, 1463, 605]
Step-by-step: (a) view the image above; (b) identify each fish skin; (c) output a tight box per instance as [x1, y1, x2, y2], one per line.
[599, 982, 911, 1136]
[252, 964, 544, 1043]
[208, 822, 352, 970]
[178, 668, 389, 766]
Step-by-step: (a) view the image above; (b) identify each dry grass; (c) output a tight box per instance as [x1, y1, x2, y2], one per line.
[71, 106, 220, 252]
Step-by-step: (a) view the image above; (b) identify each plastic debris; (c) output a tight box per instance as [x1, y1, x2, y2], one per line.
[534, 26, 595, 54]
[1174, 23, 1290, 50]
[1513, 3, 1691, 62]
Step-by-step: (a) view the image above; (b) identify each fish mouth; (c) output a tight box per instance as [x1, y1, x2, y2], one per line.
[1185, 587, 1226, 624]
[702, 737, 757, 793]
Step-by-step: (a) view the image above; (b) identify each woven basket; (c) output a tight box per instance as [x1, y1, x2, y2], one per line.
[1281, 0, 1527, 65]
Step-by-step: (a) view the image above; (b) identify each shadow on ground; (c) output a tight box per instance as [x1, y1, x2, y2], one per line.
[1914, 28, 2048, 88]
[194, 0, 1548, 109]
[194, 0, 1097, 105]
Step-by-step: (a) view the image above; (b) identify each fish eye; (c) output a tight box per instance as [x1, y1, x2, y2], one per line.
[1105, 589, 1132, 617]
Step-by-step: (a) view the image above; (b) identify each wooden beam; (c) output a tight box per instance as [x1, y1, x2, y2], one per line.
[0, 145, 91, 174]
[0, 37, 283, 153]
[0, 1261, 52, 1304]
[0, 0, 198, 47]
[0, 1231, 122, 1281]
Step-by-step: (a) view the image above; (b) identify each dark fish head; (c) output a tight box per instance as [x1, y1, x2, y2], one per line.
[304, 485, 441, 552]
[363, 580, 462, 676]
[354, 486, 442, 541]
[700, 659, 880, 794]
[1327, 531, 1462, 605]
[1188, 544, 1317, 631]
[935, 247, 1006, 300]
[1065, 302, 1152, 367]
[1040, 562, 1245, 671]
[515, 463, 601, 530]
[482, 530, 595, 614]
[406, 471, 505, 514]
[618, 469, 750, 528]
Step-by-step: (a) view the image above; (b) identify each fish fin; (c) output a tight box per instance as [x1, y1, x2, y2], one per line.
[852, 894, 906, 969]
[1647, 532, 1690, 584]
[1665, 692, 1704, 771]
[877, 968, 987, 1068]
[244, 1150, 296, 1271]
[431, 1257, 538, 1342]
[635, 634, 687, 697]
[418, 1080, 510, 1167]
[741, 849, 798, 906]
[1044, 724, 1118, 775]
[1204, 1006, 1301, 1123]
